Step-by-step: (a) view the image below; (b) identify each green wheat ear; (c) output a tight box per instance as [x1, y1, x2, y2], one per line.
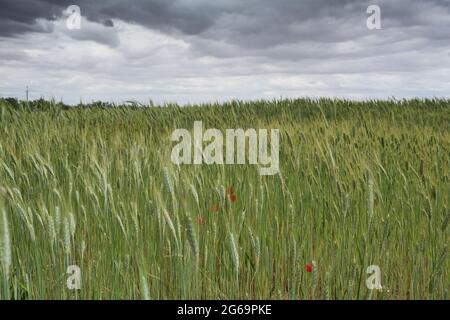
[63, 215, 71, 259]
[0, 209, 11, 278]
[248, 227, 260, 270]
[185, 214, 199, 263]
[229, 233, 240, 278]
[140, 274, 151, 300]
[312, 260, 318, 298]
[162, 167, 174, 196]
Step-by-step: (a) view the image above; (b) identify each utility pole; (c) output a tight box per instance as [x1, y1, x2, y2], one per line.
[26, 86, 29, 102]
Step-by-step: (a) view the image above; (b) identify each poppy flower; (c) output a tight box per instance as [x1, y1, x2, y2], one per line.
[231, 194, 237, 203]
[197, 216, 206, 225]
[306, 263, 312, 273]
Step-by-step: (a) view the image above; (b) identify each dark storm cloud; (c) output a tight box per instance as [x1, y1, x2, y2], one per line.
[2, 0, 449, 41]
[103, 19, 114, 28]
[1, 0, 449, 63]
[0, 0, 215, 36]
[0, 0, 59, 36]
[1, 0, 450, 103]
[0, 1, 358, 37]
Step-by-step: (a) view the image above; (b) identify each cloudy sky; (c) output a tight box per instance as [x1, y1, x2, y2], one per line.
[1, 0, 449, 104]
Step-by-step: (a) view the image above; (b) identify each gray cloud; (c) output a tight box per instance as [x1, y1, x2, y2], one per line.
[0, 0, 449, 103]
[103, 19, 114, 28]
[61, 18, 120, 47]
[2, 1, 450, 53]
[1, 0, 449, 60]
[0, 0, 60, 36]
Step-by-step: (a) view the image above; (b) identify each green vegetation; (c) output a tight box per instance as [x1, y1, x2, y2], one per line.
[0, 98, 449, 299]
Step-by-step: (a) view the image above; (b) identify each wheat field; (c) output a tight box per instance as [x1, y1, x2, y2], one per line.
[0, 98, 448, 299]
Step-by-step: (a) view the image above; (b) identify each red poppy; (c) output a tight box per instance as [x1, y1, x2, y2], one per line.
[231, 194, 237, 203]
[197, 216, 206, 225]
[306, 263, 312, 273]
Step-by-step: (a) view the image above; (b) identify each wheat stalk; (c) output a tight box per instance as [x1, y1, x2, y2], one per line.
[63, 215, 71, 258]
[163, 209, 179, 252]
[368, 176, 374, 218]
[325, 271, 331, 300]
[248, 227, 260, 270]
